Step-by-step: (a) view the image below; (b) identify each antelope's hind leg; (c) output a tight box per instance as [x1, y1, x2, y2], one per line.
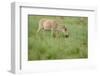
[51, 29, 56, 38]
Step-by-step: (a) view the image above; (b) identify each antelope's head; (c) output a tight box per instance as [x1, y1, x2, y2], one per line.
[60, 25, 69, 38]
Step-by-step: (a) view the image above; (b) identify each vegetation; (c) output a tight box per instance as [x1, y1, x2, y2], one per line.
[28, 15, 88, 61]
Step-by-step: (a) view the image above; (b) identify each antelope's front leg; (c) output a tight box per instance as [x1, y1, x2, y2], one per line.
[51, 29, 56, 37]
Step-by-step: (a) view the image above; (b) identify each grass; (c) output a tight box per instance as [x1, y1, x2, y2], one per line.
[28, 15, 88, 61]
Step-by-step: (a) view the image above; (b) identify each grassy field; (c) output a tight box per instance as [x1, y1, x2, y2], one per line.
[28, 15, 88, 61]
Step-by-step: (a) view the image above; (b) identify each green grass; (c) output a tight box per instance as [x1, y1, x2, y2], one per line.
[28, 15, 88, 61]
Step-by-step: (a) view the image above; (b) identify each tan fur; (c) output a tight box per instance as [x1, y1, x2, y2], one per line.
[37, 18, 69, 37]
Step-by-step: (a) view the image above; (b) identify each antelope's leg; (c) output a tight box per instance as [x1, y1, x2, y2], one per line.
[55, 30, 58, 37]
[51, 28, 53, 37]
[51, 28, 55, 37]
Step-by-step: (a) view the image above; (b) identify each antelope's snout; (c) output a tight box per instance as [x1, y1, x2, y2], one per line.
[64, 32, 69, 38]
